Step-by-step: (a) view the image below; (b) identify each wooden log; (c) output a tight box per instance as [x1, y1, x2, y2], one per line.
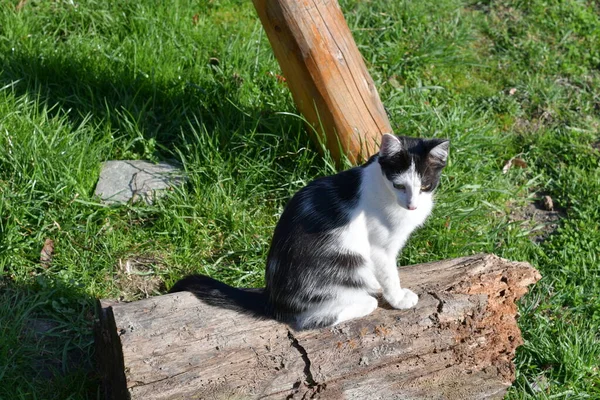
[252, 0, 392, 164]
[95, 254, 540, 400]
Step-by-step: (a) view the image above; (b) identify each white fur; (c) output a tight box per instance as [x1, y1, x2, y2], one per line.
[337, 211, 370, 256]
[297, 287, 378, 327]
[392, 161, 423, 210]
[320, 161, 433, 325]
[361, 161, 433, 255]
[336, 214, 383, 291]
[362, 161, 431, 307]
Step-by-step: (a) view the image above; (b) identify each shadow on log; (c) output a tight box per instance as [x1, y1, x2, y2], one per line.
[95, 254, 540, 400]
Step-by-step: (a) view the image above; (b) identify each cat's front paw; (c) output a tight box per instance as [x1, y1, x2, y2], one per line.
[386, 288, 419, 309]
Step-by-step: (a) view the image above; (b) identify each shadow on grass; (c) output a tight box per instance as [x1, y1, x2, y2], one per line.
[0, 50, 312, 399]
[0, 50, 306, 165]
[0, 277, 100, 399]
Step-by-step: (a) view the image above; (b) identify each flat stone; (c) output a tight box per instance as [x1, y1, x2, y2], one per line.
[95, 160, 185, 204]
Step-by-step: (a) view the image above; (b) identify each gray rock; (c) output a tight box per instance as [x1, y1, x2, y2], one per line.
[95, 160, 185, 204]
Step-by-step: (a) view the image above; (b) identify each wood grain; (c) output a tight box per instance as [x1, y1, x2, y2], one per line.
[96, 254, 541, 399]
[252, 0, 392, 164]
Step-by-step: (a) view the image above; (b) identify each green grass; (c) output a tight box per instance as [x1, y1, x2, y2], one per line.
[0, 0, 598, 398]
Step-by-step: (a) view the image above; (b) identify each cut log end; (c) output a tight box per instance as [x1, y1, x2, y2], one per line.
[95, 254, 540, 400]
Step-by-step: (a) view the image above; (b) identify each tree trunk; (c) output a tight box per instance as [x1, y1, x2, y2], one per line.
[95, 254, 540, 400]
[252, 0, 392, 164]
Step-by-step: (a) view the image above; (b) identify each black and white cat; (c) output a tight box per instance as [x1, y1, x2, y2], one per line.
[171, 134, 449, 330]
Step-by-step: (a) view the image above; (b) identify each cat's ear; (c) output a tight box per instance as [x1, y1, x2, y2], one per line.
[428, 139, 450, 166]
[379, 133, 402, 158]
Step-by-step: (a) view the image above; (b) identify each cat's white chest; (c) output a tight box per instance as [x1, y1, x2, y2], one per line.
[368, 197, 433, 251]
[337, 196, 432, 259]
[392, 199, 433, 233]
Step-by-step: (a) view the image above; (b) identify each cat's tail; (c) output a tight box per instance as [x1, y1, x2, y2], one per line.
[169, 274, 270, 319]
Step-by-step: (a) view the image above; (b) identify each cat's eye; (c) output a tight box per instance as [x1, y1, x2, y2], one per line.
[420, 184, 432, 192]
[393, 183, 406, 190]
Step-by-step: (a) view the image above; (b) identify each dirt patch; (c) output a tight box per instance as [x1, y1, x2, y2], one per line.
[512, 108, 554, 135]
[509, 194, 564, 243]
[112, 254, 167, 301]
[465, 3, 523, 22]
[513, 117, 546, 135]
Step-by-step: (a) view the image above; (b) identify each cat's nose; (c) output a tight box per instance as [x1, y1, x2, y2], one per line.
[408, 204, 417, 210]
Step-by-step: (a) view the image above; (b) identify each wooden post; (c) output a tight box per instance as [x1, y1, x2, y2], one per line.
[95, 254, 540, 400]
[252, 0, 392, 164]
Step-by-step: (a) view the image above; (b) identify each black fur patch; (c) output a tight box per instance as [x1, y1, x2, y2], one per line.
[169, 274, 268, 318]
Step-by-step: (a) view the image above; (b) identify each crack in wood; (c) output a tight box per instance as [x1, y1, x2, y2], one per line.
[287, 330, 318, 388]
[428, 291, 445, 314]
[286, 330, 330, 399]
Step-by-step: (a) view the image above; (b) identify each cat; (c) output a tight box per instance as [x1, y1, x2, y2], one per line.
[170, 134, 449, 330]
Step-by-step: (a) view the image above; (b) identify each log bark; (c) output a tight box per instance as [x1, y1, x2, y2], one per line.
[95, 254, 540, 400]
[252, 0, 392, 164]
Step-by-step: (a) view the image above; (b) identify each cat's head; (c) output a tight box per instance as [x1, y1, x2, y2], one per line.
[377, 134, 449, 210]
